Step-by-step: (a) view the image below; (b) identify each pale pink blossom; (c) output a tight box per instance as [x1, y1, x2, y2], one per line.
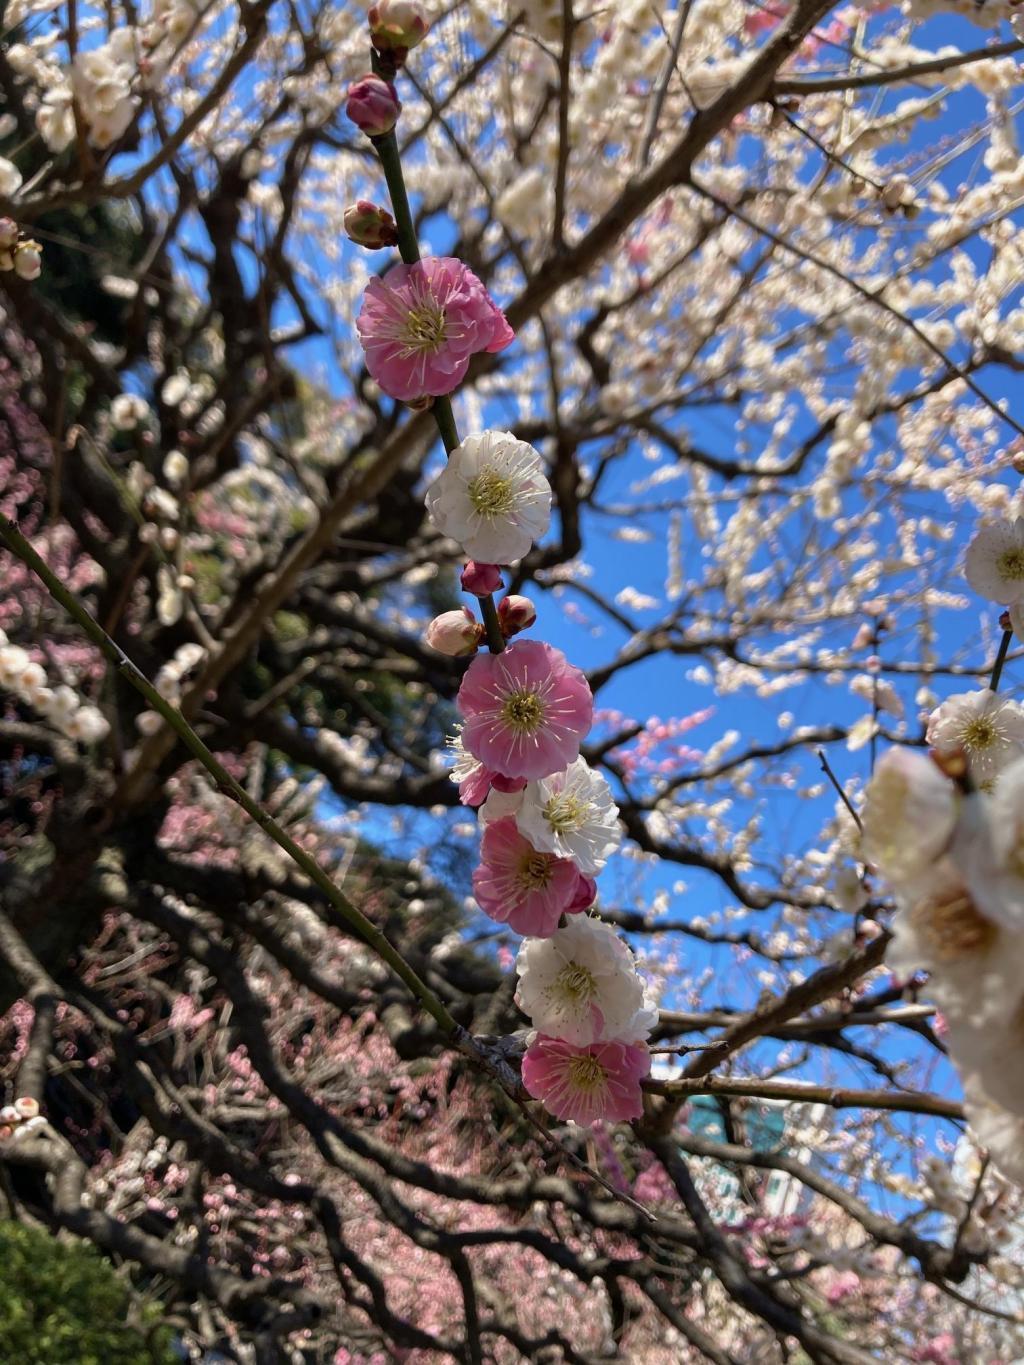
[356, 257, 514, 402]
[457, 639, 593, 781]
[521, 1034, 650, 1125]
[472, 817, 586, 937]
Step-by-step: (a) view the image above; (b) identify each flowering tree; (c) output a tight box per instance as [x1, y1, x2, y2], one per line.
[2, 0, 1024, 1359]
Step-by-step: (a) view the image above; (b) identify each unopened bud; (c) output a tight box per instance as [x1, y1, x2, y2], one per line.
[425, 607, 484, 657]
[344, 200, 399, 249]
[460, 561, 503, 597]
[346, 74, 401, 138]
[568, 873, 597, 914]
[498, 594, 536, 637]
[13, 239, 41, 280]
[0, 217, 17, 249]
[13, 1097, 39, 1119]
[368, 0, 430, 60]
[0, 1105, 18, 1124]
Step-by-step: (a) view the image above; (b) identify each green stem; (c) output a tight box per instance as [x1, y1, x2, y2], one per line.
[0, 510, 460, 1039]
[370, 97, 507, 653]
[371, 130, 420, 266]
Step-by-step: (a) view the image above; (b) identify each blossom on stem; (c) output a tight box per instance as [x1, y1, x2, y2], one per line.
[346, 75, 401, 137]
[964, 517, 1024, 605]
[926, 690, 1024, 790]
[860, 747, 958, 894]
[457, 639, 593, 781]
[425, 431, 550, 563]
[425, 607, 483, 657]
[521, 1034, 650, 1125]
[515, 916, 655, 1046]
[460, 561, 503, 597]
[357, 258, 514, 402]
[516, 757, 621, 875]
[472, 817, 587, 937]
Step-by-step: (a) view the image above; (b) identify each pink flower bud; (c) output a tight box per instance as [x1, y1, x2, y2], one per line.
[425, 607, 484, 657]
[498, 594, 536, 637]
[0, 1105, 18, 1124]
[460, 561, 503, 597]
[13, 239, 41, 280]
[567, 873, 597, 914]
[0, 217, 17, 249]
[346, 74, 401, 138]
[344, 200, 399, 249]
[13, 1097, 39, 1119]
[368, 0, 430, 57]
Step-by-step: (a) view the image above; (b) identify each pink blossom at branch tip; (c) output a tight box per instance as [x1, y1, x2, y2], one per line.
[461, 560, 503, 597]
[521, 1035, 650, 1125]
[345, 74, 401, 137]
[472, 817, 586, 937]
[356, 256, 513, 402]
[457, 638, 593, 780]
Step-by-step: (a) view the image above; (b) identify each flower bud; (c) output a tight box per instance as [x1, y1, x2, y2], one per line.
[0, 217, 17, 249]
[346, 74, 401, 138]
[568, 873, 597, 914]
[498, 594, 536, 637]
[13, 239, 41, 280]
[425, 607, 484, 657]
[460, 561, 503, 597]
[13, 1097, 39, 1119]
[368, 0, 430, 58]
[344, 200, 399, 249]
[0, 1105, 18, 1124]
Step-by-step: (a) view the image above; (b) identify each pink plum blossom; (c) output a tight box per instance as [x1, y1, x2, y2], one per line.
[472, 817, 585, 937]
[356, 257, 513, 402]
[457, 638, 593, 781]
[521, 1034, 650, 1125]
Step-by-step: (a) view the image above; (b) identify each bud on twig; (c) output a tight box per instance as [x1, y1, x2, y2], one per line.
[344, 200, 399, 249]
[346, 74, 401, 137]
[369, 0, 430, 65]
[461, 561, 503, 597]
[425, 607, 484, 657]
[498, 594, 536, 637]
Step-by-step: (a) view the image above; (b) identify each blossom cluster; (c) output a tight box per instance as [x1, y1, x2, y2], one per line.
[862, 514, 1024, 1185]
[0, 628, 109, 744]
[344, 0, 656, 1130]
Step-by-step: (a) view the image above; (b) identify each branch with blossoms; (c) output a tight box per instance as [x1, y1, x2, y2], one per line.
[4, 0, 1024, 1360]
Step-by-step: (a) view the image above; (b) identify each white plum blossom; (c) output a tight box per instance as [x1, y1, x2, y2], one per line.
[926, 690, 1024, 790]
[954, 759, 1024, 932]
[963, 1076, 1024, 1185]
[885, 856, 1024, 1029]
[860, 747, 958, 894]
[424, 430, 551, 564]
[62, 705, 110, 744]
[110, 392, 152, 431]
[964, 516, 1024, 604]
[515, 916, 656, 1046]
[516, 757, 621, 875]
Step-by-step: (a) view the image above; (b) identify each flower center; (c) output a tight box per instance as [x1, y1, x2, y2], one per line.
[400, 302, 447, 354]
[961, 716, 998, 751]
[567, 1054, 607, 1093]
[544, 793, 587, 834]
[997, 548, 1024, 581]
[501, 689, 545, 733]
[516, 851, 554, 891]
[911, 888, 995, 961]
[556, 961, 596, 1002]
[467, 466, 516, 518]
